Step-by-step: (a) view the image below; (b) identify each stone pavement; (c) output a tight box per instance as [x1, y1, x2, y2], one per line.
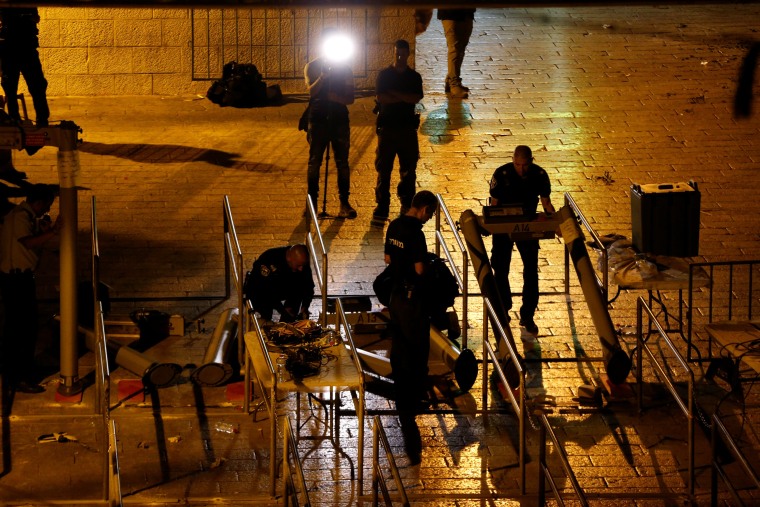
[2, 4, 760, 506]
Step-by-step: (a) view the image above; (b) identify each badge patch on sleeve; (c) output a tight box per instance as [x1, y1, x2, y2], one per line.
[260, 265, 270, 277]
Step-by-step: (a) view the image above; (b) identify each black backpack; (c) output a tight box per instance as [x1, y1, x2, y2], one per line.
[207, 61, 269, 108]
[424, 253, 459, 309]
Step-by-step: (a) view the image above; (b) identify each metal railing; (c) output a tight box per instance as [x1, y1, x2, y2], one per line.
[564, 192, 608, 301]
[334, 298, 367, 495]
[686, 259, 760, 362]
[305, 195, 329, 327]
[282, 415, 311, 506]
[481, 297, 527, 494]
[223, 196, 246, 366]
[711, 413, 760, 506]
[247, 313, 280, 497]
[434, 193, 469, 347]
[371, 416, 409, 506]
[91, 196, 123, 506]
[636, 296, 695, 500]
[537, 411, 589, 507]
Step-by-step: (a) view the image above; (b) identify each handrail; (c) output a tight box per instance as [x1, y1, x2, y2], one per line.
[481, 297, 526, 494]
[636, 296, 694, 500]
[537, 412, 589, 507]
[435, 193, 469, 347]
[371, 416, 409, 506]
[711, 413, 760, 506]
[282, 415, 311, 507]
[335, 298, 366, 495]
[564, 192, 607, 301]
[305, 195, 329, 327]
[686, 259, 760, 362]
[91, 196, 122, 506]
[335, 298, 365, 380]
[248, 313, 279, 497]
[223, 196, 246, 366]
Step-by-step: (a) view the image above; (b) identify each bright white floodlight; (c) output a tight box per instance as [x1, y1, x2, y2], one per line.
[322, 32, 355, 65]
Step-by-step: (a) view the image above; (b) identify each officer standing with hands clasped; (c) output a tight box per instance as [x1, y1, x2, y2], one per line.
[373, 39, 424, 222]
[489, 145, 555, 335]
[383, 190, 438, 465]
[244, 244, 315, 323]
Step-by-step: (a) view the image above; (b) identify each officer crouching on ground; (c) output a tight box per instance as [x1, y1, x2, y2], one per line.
[383, 189, 438, 465]
[244, 244, 314, 323]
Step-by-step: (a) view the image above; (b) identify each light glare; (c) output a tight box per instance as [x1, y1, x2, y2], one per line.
[322, 33, 354, 65]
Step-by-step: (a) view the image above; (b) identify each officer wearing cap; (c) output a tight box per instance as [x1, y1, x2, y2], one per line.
[245, 244, 315, 323]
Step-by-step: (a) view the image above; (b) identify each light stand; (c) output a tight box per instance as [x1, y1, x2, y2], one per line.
[319, 113, 331, 218]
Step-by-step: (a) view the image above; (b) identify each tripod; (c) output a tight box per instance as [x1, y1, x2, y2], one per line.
[319, 134, 330, 218]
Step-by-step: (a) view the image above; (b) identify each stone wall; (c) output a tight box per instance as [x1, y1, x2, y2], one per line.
[32, 7, 416, 97]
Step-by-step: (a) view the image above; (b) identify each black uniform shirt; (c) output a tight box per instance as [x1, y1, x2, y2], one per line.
[376, 66, 423, 128]
[489, 162, 552, 218]
[384, 215, 427, 284]
[250, 246, 315, 306]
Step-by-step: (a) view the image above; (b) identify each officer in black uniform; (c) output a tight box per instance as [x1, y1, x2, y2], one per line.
[373, 39, 424, 221]
[489, 145, 555, 335]
[244, 244, 315, 323]
[383, 189, 438, 464]
[0, 8, 50, 126]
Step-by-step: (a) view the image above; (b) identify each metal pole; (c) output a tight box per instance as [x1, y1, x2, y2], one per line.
[57, 121, 84, 395]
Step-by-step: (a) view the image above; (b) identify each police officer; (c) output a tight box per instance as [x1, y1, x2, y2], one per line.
[489, 145, 555, 335]
[0, 8, 50, 127]
[0, 183, 60, 394]
[244, 244, 315, 323]
[383, 189, 438, 464]
[373, 40, 424, 221]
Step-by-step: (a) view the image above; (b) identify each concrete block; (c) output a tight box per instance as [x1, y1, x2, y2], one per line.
[162, 18, 191, 47]
[38, 19, 60, 47]
[89, 47, 132, 74]
[41, 7, 89, 20]
[153, 8, 190, 19]
[61, 19, 114, 47]
[42, 47, 89, 75]
[114, 19, 162, 47]
[133, 47, 182, 74]
[66, 74, 116, 96]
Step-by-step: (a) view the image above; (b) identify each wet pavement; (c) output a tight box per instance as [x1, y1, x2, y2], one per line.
[2, 4, 760, 506]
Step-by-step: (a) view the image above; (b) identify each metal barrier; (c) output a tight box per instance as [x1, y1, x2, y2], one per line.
[537, 411, 589, 507]
[371, 416, 409, 507]
[686, 259, 760, 362]
[223, 196, 246, 366]
[434, 193, 470, 348]
[564, 192, 608, 301]
[636, 296, 695, 500]
[91, 196, 123, 506]
[711, 412, 760, 506]
[247, 313, 279, 496]
[481, 297, 527, 494]
[305, 195, 329, 328]
[334, 298, 367, 495]
[282, 415, 311, 507]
